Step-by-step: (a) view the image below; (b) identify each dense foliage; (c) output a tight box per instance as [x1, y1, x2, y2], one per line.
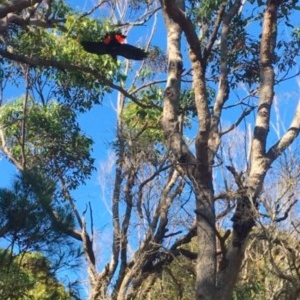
[0, 250, 70, 299]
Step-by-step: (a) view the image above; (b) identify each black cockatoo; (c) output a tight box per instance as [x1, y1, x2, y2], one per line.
[80, 32, 148, 60]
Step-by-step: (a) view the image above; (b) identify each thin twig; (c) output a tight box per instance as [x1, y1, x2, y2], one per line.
[220, 107, 255, 136]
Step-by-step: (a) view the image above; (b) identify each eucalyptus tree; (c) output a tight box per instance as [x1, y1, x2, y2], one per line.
[0, 1, 299, 300]
[160, 1, 300, 299]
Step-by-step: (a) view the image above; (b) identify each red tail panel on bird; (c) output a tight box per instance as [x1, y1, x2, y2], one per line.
[103, 32, 126, 45]
[103, 35, 112, 45]
[114, 33, 126, 44]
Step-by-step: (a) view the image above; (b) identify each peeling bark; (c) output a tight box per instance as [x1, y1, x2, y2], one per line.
[161, 0, 299, 300]
[216, 2, 283, 300]
[162, 1, 217, 299]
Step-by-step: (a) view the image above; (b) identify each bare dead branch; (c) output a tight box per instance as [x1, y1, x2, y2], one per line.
[228, 166, 245, 190]
[214, 191, 240, 201]
[89, 202, 94, 239]
[137, 159, 172, 218]
[130, 79, 167, 96]
[211, 1, 242, 138]
[120, 6, 161, 29]
[275, 199, 298, 223]
[42, 202, 83, 242]
[164, 230, 182, 238]
[81, 217, 97, 285]
[216, 201, 235, 220]
[204, 2, 227, 60]
[79, 1, 110, 18]
[267, 101, 300, 162]
[169, 224, 196, 252]
[220, 107, 255, 136]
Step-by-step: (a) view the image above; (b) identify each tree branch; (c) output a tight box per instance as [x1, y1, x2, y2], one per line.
[0, 0, 43, 18]
[0, 12, 65, 32]
[160, 0, 197, 175]
[252, 0, 279, 160]
[163, 1, 210, 152]
[0, 129, 24, 170]
[0, 48, 152, 109]
[211, 0, 242, 140]
[220, 107, 255, 136]
[267, 101, 300, 162]
[170, 223, 197, 251]
[163, 0, 202, 62]
[203, 2, 227, 61]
